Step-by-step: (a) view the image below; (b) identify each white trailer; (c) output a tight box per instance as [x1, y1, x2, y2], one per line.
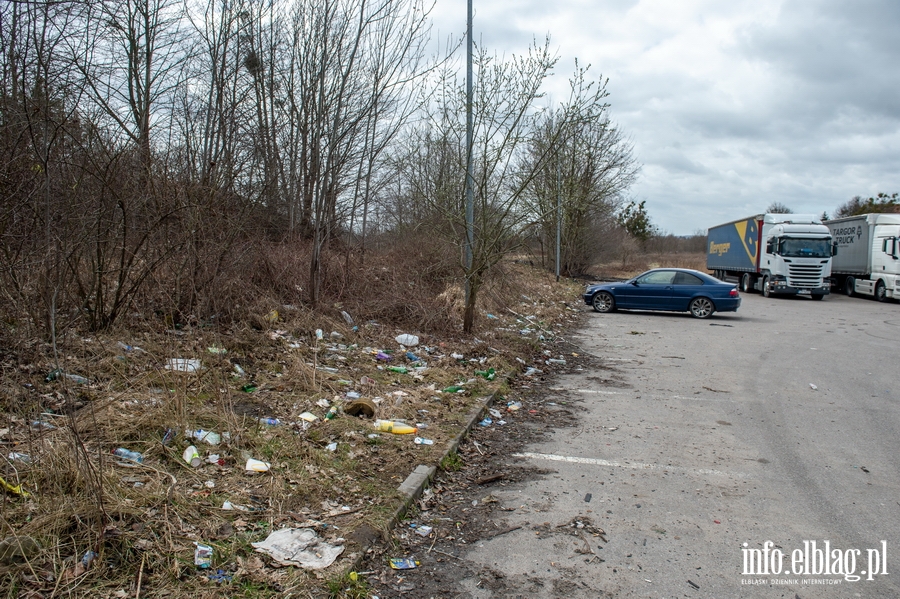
[825, 213, 900, 301]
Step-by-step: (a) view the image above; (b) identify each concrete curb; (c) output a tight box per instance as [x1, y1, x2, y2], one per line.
[344, 389, 500, 573]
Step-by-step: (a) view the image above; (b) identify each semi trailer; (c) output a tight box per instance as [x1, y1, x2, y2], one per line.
[825, 213, 900, 301]
[706, 213, 833, 299]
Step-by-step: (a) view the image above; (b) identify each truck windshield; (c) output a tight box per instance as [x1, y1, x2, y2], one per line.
[779, 238, 832, 258]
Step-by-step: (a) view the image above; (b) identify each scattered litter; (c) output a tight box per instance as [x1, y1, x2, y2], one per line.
[252, 528, 344, 569]
[475, 368, 496, 380]
[507, 401, 522, 411]
[359, 376, 377, 385]
[326, 442, 338, 452]
[373, 420, 416, 434]
[257, 417, 280, 426]
[242, 384, 257, 392]
[0, 475, 29, 498]
[395, 334, 419, 347]
[341, 310, 354, 325]
[486, 313, 497, 319]
[450, 353, 463, 360]
[375, 351, 392, 361]
[194, 543, 213, 569]
[324, 406, 338, 420]
[298, 412, 318, 422]
[523, 367, 541, 377]
[387, 366, 408, 374]
[183, 446, 201, 467]
[7, 452, 30, 464]
[207, 569, 233, 584]
[330, 331, 343, 340]
[222, 500, 251, 511]
[116, 341, 145, 353]
[414, 437, 434, 445]
[478, 418, 492, 427]
[166, 358, 201, 373]
[245, 458, 271, 472]
[415, 525, 433, 537]
[316, 398, 332, 407]
[584, 493, 592, 502]
[489, 408, 502, 418]
[45, 370, 90, 384]
[112, 448, 143, 463]
[233, 364, 246, 377]
[389, 558, 419, 570]
[81, 550, 98, 569]
[189, 429, 221, 445]
[345, 391, 360, 399]
[207, 346, 227, 355]
[441, 385, 463, 393]
[809, 383, 818, 391]
[265, 310, 279, 323]
[405, 351, 420, 362]
[30, 420, 57, 432]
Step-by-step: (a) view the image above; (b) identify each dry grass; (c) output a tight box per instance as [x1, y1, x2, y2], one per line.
[586, 251, 708, 281]
[0, 256, 583, 598]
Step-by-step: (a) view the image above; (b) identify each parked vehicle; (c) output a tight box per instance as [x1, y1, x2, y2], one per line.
[825, 213, 900, 301]
[582, 268, 740, 319]
[706, 213, 833, 299]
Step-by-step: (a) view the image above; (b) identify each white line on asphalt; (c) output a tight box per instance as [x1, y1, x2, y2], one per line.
[513, 452, 747, 478]
[548, 388, 620, 395]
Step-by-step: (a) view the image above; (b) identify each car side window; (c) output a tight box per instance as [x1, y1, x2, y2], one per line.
[673, 272, 703, 285]
[637, 271, 676, 285]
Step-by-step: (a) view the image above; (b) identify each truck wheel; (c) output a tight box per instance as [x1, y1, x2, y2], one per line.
[844, 277, 855, 296]
[741, 273, 753, 293]
[762, 276, 772, 298]
[875, 280, 887, 302]
[811, 294, 824, 301]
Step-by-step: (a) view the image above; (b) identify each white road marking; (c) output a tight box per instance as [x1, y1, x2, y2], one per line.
[549, 388, 620, 395]
[514, 451, 747, 478]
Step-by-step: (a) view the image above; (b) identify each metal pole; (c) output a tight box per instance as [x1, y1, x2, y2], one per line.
[556, 149, 561, 282]
[465, 0, 474, 302]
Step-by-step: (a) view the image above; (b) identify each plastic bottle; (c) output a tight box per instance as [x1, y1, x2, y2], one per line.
[441, 385, 463, 393]
[374, 420, 417, 434]
[324, 406, 338, 420]
[257, 417, 280, 426]
[112, 448, 144, 463]
[387, 366, 408, 374]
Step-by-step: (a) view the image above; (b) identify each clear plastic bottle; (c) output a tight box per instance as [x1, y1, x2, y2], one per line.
[112, 448, 144, 463]
[190, 430, 221, 445]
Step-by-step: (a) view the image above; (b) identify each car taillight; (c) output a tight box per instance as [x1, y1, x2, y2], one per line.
[729, 288, 739, 297]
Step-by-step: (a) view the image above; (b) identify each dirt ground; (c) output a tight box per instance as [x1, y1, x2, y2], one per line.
[355, 341, 620, 599]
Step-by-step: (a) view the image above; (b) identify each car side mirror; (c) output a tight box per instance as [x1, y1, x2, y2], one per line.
[832, 242, 838, 257]
[629, 279, 639, 286]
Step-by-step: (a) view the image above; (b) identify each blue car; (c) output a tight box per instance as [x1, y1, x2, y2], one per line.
[582, 268, 741, 319]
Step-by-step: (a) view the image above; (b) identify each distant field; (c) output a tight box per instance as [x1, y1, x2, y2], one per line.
[588, 252, 707, 281]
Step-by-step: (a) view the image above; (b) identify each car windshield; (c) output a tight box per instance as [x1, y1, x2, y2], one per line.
[779, 238, 832, 258]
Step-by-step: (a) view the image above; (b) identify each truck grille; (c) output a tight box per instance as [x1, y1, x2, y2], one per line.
[788, 264, 824, 288]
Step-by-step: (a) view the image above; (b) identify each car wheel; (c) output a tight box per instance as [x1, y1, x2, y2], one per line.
[689, 297, 715, 319]
[592, 291, 616, 313]
[811, 294, 824, 301]
[741, 273, 753, 293]
[762, 276, 772, 298]
[844, 277, 855, 296]
[875, 280, 887, 302]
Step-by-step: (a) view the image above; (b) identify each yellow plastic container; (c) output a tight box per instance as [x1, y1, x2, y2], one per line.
[374, 420, 417, 434]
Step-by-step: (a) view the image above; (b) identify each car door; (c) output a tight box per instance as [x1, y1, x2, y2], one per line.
[629, 270, 676, 309]
[670, 271, 706, 310]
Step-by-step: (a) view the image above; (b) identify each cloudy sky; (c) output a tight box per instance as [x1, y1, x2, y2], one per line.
[430, 0, 900, 235]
